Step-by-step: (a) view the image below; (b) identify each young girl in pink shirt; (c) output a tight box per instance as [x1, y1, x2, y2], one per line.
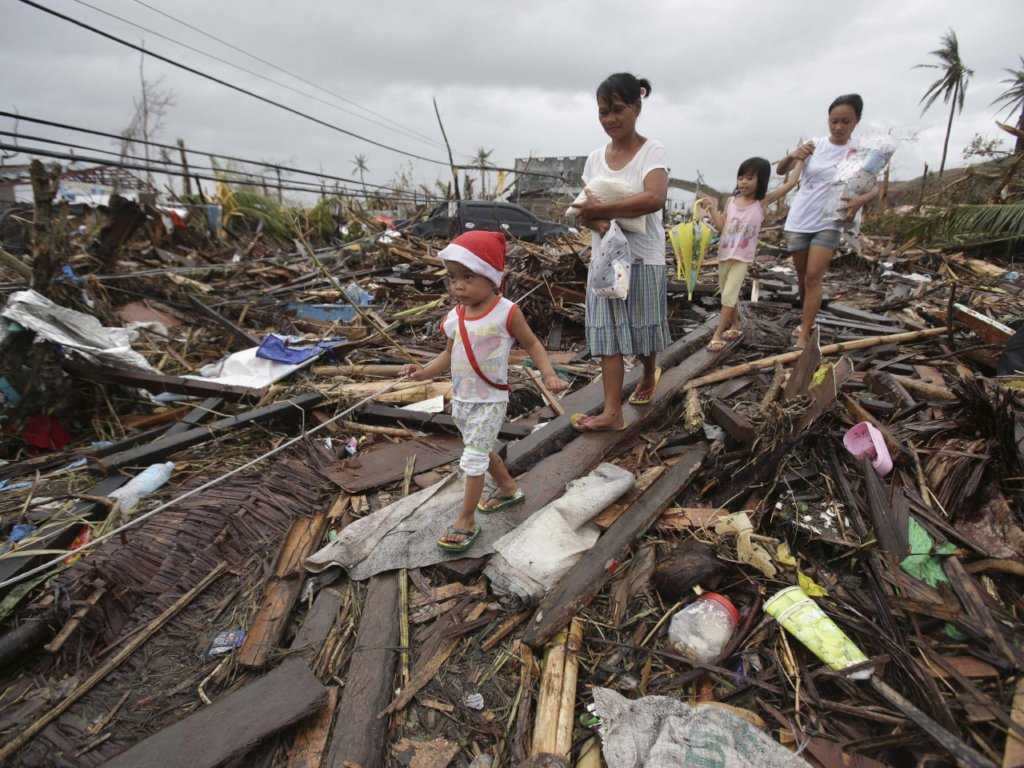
[701, 157, 802, 352]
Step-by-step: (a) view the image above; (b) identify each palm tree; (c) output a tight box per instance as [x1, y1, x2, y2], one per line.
[916, 29, 973, 178]
[475, 147, 493, 200]
[992, 56, 1024, 154]
[352, 154, 369, 199]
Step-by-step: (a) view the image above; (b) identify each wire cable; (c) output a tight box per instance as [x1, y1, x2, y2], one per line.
[0, 379, 409, 590]
[128, 0, 454, 155]
[0, 110, 406, 194]
[69, 0, 451, 154]
[17, 0, 450, 166]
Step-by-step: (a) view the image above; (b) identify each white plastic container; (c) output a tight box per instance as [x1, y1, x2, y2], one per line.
[667, 592, 740, 663]
[108, 461, 175, 517]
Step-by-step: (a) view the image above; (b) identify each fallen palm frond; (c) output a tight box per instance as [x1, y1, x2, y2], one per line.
[911, 201, 1024, 247]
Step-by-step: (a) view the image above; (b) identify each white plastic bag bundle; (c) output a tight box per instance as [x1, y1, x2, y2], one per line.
[589, 220, 632, 300]
[825, 134, 899, 224]
[567, 177, 646, 234]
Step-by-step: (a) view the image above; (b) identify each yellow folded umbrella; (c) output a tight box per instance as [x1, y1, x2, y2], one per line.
[669, 199, 713, 300]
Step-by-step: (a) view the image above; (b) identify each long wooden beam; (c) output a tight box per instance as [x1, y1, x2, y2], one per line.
[62, 358, 263, 401]
[97, 392, 324, 471]
[522, 444, 707, 648]
[325, 573, 400, 768]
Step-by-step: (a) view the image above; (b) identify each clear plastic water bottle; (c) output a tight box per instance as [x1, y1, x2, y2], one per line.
[667, 592, 740, 664]
[109, 461, 175, 517]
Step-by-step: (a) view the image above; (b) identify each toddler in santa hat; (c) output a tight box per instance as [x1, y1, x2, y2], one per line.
[402, 231, 568, 552]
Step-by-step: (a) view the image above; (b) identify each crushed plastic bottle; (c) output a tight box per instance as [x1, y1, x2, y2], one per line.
[667, 592, 740, 664]
[108, 462, 175, 518]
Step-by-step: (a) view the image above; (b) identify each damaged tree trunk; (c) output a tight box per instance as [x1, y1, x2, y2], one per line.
[29, 159, 61, 296]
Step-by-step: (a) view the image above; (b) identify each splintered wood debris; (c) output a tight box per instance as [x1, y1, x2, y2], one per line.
[1, 198, 1024, 768]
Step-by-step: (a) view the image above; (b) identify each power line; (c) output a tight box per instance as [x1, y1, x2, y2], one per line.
[17, 0, 450, 166]
[0, 130, 359, 196]
[67, 0, 450, 155]
[0, 142, 442, 204]
[127, 0, 455, 156]
[0, 110, 415, 196]
[0, 110, 569, 189]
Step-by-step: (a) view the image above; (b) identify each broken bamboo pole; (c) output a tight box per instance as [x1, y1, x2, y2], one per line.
[555, 618, 584, 757]
[891, 374, 957, 402]
[531, 626, 568, 758]
[0, 562, 228, 762]
[683, 327, 949, 391]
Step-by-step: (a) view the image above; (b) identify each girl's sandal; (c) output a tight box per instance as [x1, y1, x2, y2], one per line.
[706, 339, 726, 352]
[477, 488, 525, 514]
[722, 329, 744, 341]
[437, 524, 480, 553]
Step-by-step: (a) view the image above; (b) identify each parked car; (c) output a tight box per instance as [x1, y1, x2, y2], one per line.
[405, 200, 574, 243]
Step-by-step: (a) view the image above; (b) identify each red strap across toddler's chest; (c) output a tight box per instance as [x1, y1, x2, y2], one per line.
[457, 304, 510, 392]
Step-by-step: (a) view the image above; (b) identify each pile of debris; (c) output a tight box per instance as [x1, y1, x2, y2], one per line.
[0, 193, 1023, 768]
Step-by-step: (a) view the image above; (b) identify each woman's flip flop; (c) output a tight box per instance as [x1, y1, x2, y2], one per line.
[477, 487, 525, 514]
[628, 366, 662, 406]
[569, 413, 626, 433]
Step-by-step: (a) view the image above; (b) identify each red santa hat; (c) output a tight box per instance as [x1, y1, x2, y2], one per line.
[439, 231, 506, 288]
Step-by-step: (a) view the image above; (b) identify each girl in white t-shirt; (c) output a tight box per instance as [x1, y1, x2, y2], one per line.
[777, 94, 879, 350]
[701, 156, 802, 353]
[569, 72, 671, 432]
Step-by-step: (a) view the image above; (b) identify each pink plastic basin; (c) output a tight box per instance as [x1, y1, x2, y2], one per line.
[842, 421, 893, 476]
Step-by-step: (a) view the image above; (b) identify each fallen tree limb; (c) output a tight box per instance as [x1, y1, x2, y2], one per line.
[683, 327, 949, 391]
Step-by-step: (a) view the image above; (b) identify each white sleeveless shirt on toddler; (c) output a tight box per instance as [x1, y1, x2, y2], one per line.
[441, 296, 517, 403]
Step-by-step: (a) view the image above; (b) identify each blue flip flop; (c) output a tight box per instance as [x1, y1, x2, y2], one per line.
[477, 487, 525, 514]
[437, 524, 480, 553]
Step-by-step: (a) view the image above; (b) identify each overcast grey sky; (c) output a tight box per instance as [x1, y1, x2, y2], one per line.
[1, 0, 1021, 203]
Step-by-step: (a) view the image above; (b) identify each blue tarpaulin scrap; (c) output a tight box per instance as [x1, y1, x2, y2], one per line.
[255, 334, 348, 365]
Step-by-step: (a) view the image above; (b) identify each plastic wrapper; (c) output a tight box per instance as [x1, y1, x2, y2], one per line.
[824, 134, 899, 225]
[567, 177, 646, 234]
[588, 220, 632, 300]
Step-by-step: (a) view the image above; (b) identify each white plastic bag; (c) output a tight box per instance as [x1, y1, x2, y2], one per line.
[825, 134, 899, 226]
[589, 220, 632, 300]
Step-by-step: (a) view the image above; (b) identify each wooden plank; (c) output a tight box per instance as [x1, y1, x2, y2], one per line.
[103, 657, 327, 768]
[825, 302, 904, 326]
[238, 510, 330, 668]
[708, 400, 755, 443]
[187, 294, 261, 347]
[522, 445, 707, 648]
[783, 326, 821, 401]
[319, 435, 466, 493]
[325, 573, 400, 768]
[61, 358, 263, 401]
[953, 302, 1013, 344]
[355, 403, 532, 439]
[595, 466, 665, 530]
[505, 320, 716, 476]
[291, 585, 346, 657]
[287, 686, 338, 768]
[97, 392, 324, 471]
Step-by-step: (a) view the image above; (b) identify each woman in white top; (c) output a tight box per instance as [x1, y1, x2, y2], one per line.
[777, 94, 879, 350]
[569, 72, 671, 432]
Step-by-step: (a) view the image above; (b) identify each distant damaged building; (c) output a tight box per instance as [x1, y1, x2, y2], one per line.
[510, 156, 586, 221]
